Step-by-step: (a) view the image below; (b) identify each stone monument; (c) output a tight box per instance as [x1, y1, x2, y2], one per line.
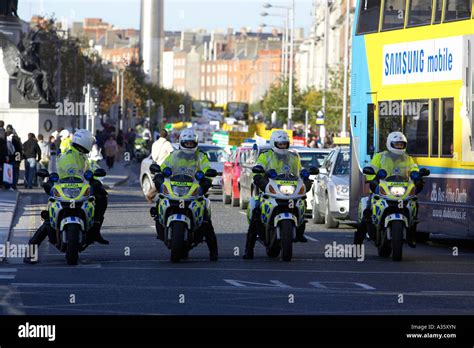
[0, 0, 60, 142]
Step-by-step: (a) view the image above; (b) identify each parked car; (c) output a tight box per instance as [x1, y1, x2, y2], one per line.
[312, 147, 351, 228]
[140, 144, 228, 197]
[238, 145, 271, 209]
[222, 145, 253, 207]
[292, 147, 332, 213]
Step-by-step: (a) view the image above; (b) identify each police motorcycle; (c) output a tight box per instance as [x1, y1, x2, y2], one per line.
[149, 164, 218, 263]
[356, 167, 430, 261]
[134, 137, 150, 162]
[37, 168, 107, 265]
[249, 166, 319, 262]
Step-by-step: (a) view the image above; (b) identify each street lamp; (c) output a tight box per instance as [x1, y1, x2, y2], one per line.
[261, 1, 295, 130]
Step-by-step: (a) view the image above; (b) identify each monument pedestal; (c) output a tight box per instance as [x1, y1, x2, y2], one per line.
[0, 15, 61, 141]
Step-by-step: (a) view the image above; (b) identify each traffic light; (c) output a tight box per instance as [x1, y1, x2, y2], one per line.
[132, 105, 138, 118]
[118, 105, 123, 119]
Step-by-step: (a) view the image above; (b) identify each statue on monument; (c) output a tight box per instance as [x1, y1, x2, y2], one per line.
[0, 0, 19, 17]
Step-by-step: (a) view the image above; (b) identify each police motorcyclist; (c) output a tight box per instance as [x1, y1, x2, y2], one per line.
[355, 131, 422, 248]
[151, 128, 218, 261]
[243, 131, 313, 260]
[24, 129, 109, 264]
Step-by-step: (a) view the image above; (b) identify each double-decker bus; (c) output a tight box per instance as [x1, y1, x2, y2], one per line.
[224, 102, 250, 121]
[350, 0, 474, 238]
[191, 100, 216, 118]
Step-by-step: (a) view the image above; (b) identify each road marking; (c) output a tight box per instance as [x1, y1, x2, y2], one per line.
[0, 268, 16, 280]
[223, 279, 292, 288]
[239, 212, 247, 216]
[305, 235, 319, 242]
[309, 281, 375, 291]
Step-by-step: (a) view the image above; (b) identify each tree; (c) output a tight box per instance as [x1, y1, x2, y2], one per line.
[261, 78, 304, 125]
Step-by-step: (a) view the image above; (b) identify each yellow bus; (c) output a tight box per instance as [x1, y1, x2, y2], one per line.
[350, 0, 474, 238]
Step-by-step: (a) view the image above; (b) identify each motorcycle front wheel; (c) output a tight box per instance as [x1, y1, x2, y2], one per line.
[391, 221, 404, 262]
[280, 220, 294, 262]
[65, 224, 80, 266]
[170, 222, 187, 263]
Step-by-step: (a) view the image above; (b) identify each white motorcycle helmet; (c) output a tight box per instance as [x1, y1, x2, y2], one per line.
[270, 130, 290, 155]
[72, 129, 96, 154]
[59, 129, 70, 139]
[386, 131, 408, 156]
[179, 128, 199, 154]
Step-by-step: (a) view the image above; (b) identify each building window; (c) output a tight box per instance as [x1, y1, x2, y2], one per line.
[433, 0, 443, 23]
[407, 0, 433, 26]
[404, 100, 429, 156]
[430, 99, 440, 157]
[356, 0, 382, 34]
[441, 98, 454, 157]
[444, 0, 472, 21]
[382, 0, 407, 30]
[378, 100, 403, 151]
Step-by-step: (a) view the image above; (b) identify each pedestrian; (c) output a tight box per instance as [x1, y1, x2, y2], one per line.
[23, 133, 41, 189]
[104, 135, 118, 169]
[48, 135, 57, 174]
[125, 128, 136, 159]
[151, 130, 174, 166]
[0, 120, 8, 190]
[116, 130, 124, 162]
[5, 128, 22, 190]
[37, 134, 50, 172]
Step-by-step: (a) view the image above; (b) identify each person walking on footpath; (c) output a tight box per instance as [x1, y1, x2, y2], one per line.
[23, 133, 41, 189]
[104, 135, 119, 170]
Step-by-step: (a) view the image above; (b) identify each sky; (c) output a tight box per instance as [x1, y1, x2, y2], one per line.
[18, 0, 314, 33]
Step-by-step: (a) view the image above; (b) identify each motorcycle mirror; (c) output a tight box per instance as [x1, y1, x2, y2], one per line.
[50, 173, 60, 183]
[268, 169, 278, 179]
[377, 169, 388, 180]
[252, 166, 265, 175]
[150, 164, 162, 174]
[205, 169, 218, 178]
[37, 169, 50, 178]
[94, 168, 107, 178]
[84, 170, 94, 181]
[309, 167, 319, 176]
[195, 171, 205, 181]
[363, 167, 376, 176]
[163, 167, 173, 178]
[420, 168, 430, 177]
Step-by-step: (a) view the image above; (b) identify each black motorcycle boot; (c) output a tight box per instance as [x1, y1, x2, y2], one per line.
[24, 223, 50, 264]
[202, 220, 218, 261]
[243, 232, 257, 260]
[87, 217, 109, 245]
[296, 224, 308, 243]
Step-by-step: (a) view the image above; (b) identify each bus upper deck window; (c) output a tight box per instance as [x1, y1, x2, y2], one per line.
[408, 0, 433, 26]
[356, 0, 382, 34]
[382, 0, 407, 30]
[444, 0, 472, 21]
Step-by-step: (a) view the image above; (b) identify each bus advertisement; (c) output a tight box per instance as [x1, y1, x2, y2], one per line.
[350, 0, 474, 238]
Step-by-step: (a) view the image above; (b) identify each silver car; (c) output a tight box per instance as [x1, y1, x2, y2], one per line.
[292, 147, 332, 213]
[312, 147, 350, 228]
[140, 144, 228, 197]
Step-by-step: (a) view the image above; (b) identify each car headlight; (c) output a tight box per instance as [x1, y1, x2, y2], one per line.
[390, 186, 406, 197]
[172, 186, 190, 197]
[279, 185, 296, 195]
[62, 188, 82, 199]
[336, 185, 349, 196]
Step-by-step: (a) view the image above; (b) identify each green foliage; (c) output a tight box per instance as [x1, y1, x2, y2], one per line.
[261, 78, 304, 125]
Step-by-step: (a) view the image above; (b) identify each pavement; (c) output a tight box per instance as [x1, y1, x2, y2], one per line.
[1, 163, 474, 315]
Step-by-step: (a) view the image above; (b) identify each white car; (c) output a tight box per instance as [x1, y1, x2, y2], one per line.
[293, 147, 332, 213]
[140, 144, 228, 197]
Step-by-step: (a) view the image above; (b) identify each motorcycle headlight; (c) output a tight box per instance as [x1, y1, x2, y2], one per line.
[62, 188, 82, 199]
[390, 186, 406, 197]
[279, 185, 296, 195]
[172, 186, 190, 197]
[336, 185, 349, 196]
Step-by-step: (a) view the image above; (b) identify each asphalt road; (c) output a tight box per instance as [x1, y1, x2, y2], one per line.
[2, 163, 474, 315]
